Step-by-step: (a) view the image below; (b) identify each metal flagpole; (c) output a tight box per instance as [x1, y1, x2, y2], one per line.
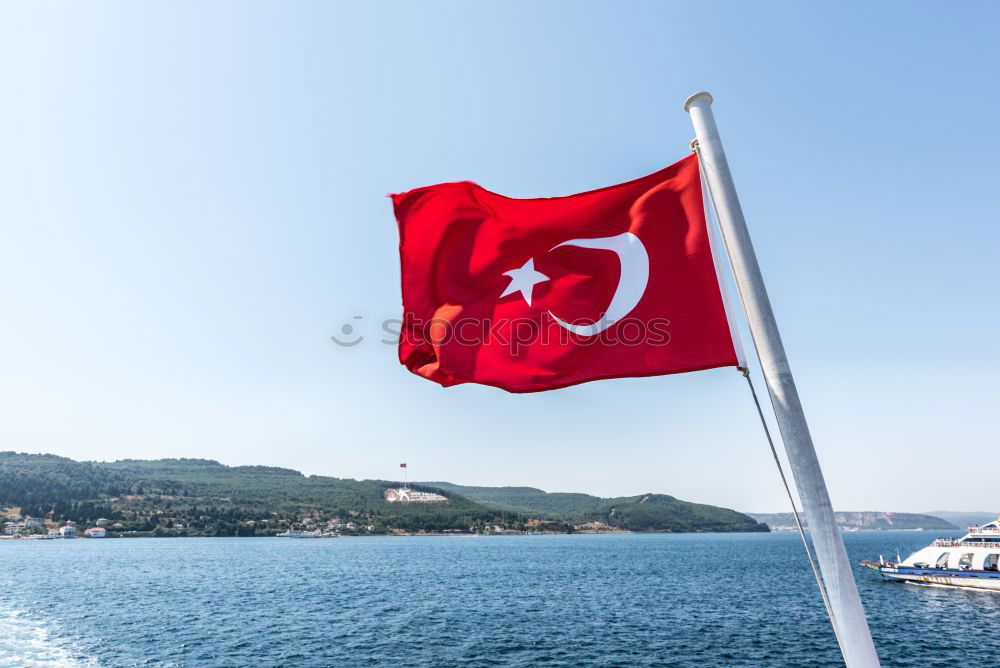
[684, 92, 880, 667]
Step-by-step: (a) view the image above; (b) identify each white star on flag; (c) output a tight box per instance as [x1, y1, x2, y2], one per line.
[500, 258, 549, 306]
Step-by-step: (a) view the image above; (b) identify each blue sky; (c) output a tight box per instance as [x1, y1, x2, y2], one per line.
[1, 2, 997, 513]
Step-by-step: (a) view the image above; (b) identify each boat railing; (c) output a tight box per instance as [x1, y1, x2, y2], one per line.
[968, 528, 1000, 534]
[933, 539, 961, 547]
[933, 538, 999, 547]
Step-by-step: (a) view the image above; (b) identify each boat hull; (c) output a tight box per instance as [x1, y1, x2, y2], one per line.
[879, 567, 1000, 591]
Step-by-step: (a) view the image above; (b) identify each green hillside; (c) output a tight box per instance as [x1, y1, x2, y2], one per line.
[0, 453, 768, 536]
[0, 453, 534, 536]
[424, 482, 768, 532]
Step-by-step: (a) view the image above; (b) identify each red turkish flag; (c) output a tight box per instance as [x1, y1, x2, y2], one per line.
[391, 154, 738, 393]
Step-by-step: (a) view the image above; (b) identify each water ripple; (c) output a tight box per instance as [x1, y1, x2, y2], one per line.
[0, 532, 995, 666]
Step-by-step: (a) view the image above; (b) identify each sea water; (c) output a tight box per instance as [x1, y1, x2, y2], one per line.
[1, 531, 995, 667]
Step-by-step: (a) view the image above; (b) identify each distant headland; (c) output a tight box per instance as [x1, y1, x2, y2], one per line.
[746, 511, 958, 532]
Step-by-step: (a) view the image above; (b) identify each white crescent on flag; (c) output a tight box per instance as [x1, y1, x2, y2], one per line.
[499, 232, 650, 338]
[546, 232, 649, 337]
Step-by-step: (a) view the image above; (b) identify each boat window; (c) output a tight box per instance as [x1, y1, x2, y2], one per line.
[958, 553, 974, 571]
[985, 554, 1000, 572]
[935, 552, 950, 569]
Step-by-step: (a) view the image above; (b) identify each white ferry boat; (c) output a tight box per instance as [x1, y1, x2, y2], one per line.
[864, 519, 1000, 591]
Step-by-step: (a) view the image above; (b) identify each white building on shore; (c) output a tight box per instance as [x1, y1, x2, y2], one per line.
[85, 527, 107, 538]
[59, 525, 76, 538]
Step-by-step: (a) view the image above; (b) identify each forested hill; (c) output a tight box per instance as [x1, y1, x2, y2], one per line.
[0, 453, 531, 536]
[423, 482, 768, 533]
[0, 452, 767, 536]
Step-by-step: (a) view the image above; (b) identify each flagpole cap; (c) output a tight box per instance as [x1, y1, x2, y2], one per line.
[684, 91, 714, 112]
